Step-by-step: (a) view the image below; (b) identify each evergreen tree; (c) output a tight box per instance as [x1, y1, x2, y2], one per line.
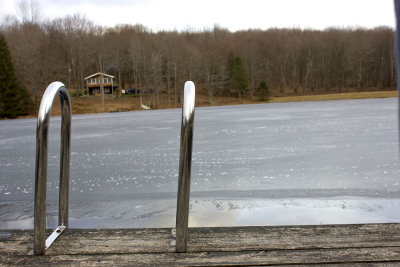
[258, 81, 270, 101]
[224, 51, 236, 96]
[0, 34, 34, 118]
[226, 52, 248, 98]
[231, 55, 248, 100]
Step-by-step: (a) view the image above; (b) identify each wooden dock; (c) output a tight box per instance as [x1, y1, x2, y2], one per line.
[1, 223, 400, 266]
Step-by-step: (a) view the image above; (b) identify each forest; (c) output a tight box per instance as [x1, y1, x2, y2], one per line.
[0, 12, 396, 109]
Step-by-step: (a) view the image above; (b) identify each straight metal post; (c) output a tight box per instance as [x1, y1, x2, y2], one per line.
[176, 81, 195, 252]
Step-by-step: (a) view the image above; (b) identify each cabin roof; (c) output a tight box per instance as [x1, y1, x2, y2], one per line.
[84, 72, 115, 80]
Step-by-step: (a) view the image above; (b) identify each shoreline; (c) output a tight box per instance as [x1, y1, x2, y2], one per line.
[3, 90, 398, 120]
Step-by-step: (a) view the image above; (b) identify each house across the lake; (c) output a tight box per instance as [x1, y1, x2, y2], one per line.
[84, 72, 118, 95]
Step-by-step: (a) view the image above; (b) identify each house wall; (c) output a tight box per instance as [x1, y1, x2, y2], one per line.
[87, 75, 114, 86]
[88, 86, 114, 95]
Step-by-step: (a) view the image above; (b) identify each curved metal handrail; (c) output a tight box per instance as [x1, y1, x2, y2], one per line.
[34, 82, 71, 255]
[176, 81, 196, 252]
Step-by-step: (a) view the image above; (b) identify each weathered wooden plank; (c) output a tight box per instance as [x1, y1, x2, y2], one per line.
[48, 228, 175, 255]
[0, 230, 33, 241]
[187, 223, 400, 252]
[279, 264, 400, 267]
[0, 247, 400, 266]
[0, 228, 175, 255]
[2, 223, 400, 266]
[1, 224, 400, 256]
[0, 241, 32, 255]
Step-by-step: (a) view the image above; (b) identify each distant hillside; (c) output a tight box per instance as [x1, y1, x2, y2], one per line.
[1, 14, 396, 112]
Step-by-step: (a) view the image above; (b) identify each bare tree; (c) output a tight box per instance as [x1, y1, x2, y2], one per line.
[1, 12, 396, 113]
[16, 0, 42, 24]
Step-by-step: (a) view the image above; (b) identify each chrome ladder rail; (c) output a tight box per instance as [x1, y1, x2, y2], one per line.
[176, 81, 196, 252]
[34, 82, 71, 255]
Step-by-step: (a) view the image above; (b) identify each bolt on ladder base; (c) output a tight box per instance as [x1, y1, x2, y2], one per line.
[45, 226, 66, 250]
[30, 226, 66, 255]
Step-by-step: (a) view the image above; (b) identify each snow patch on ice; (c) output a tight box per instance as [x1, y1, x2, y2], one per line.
[188, 197, 400, 227]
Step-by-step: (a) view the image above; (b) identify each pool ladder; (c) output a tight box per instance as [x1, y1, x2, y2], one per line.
[33, 81, 195, 254]
[34, 82, 71, 255]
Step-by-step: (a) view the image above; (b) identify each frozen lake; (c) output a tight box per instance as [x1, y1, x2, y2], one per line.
[0, 98, 399, 229]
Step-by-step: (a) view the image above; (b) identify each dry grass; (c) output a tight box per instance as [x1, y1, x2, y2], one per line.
[48, 96, 142, 116]
[15, 90, 399, 118]
[268, 91, 398, 103]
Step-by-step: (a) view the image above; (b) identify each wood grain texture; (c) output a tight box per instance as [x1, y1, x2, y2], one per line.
[1, 223, 400, 266]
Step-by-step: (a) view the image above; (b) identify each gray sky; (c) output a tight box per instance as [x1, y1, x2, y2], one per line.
[0, 0, 396, 31]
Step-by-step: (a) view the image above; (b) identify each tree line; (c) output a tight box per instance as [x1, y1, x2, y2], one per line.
[0, 12, 396, 111]
[0, 33, 34, 118]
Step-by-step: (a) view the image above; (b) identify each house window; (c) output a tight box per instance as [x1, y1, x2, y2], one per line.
[87, 76, 113, 85]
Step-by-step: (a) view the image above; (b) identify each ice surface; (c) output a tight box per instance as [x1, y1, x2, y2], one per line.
[0, 98, 399, 228]
[1, 197, 400, 229]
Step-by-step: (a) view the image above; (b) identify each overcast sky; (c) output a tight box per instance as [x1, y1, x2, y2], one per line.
[0, 0, 396, 31]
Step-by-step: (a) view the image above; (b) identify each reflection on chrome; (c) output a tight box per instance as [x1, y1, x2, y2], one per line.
[34, 82, 71, 255]
[176, 81, 195, 252]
